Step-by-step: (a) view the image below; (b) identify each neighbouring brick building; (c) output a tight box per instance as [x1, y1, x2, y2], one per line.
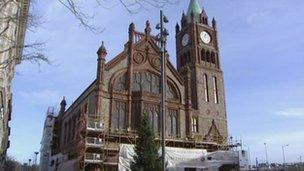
[0, 0, 29, 167]
[41, 0, 230, 170]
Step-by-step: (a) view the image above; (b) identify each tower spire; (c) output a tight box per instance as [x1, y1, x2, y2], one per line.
[187, 0, 202, 22]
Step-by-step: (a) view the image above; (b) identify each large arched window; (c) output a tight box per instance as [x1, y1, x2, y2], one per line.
[204, 74, 209, 102]
[132, 71, 160, 93]
[167, 83, 178, 100]
[130, 71, 179, 100]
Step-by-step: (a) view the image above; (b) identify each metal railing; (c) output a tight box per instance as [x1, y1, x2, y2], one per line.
[86, 137, 104, 147]
[84, 153, 103, 163]
[87, 121, 103, 131]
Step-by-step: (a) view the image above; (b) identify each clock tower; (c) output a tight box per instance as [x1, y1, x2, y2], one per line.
[176, 0, 228, 140]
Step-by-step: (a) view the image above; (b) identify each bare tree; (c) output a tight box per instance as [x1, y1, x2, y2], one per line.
[0, 0, 50, 69]
[57, 0, 180, 33]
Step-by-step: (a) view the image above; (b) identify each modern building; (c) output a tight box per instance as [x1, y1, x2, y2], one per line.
[41, 0, 232, 170]
[0, 0, 29, 167]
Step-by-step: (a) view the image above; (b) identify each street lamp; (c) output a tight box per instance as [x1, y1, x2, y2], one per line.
[282, 144, 289, 165]
[264, 143, 269, 165]
[28, 159, 32, 166]
[34, 151, 39, 165]
[156, 10, 169, 171]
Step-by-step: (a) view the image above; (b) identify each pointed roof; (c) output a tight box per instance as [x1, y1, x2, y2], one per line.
[187, 0, 202, 22]
[60, 97, 67, 106]
[97, 41, 107, 57]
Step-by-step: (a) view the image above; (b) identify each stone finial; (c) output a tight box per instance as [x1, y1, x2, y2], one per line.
[212, 18, 217, 29]
[60, 96, 67, 107]
[97, 41, 107, 59]
[129, 22, 135, 32]
[145, 20, 151, 35]
[175, 23, 180, 33]
[201, 8, 207, 16]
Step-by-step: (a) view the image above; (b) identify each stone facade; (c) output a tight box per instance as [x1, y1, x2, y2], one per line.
[0, 0, 29, 166]
[44, 1, 229, 170]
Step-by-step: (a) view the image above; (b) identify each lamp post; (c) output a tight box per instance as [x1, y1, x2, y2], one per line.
[264, 143, 269, 166]
[282, 144, 289, 166]
[156, 10, 169, 171]
[28, 159, 32, 166]
[34, 151, 39, 165]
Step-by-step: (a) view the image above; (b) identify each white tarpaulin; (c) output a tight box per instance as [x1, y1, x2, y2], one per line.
[118, 144, 240, 171]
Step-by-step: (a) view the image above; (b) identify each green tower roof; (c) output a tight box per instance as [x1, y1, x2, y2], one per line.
[187, 0, 202, 22]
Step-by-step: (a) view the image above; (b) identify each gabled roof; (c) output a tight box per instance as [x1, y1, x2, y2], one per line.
[104, 26, 184, 85]
[206, 120, 223, 140]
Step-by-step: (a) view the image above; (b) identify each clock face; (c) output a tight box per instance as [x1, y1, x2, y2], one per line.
[182, 34, 189, 47]
[200, 31, 211, 44]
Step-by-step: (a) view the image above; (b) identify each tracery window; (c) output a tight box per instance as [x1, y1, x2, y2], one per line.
[113, 101, 126, 130]
[130, 71, 179, 100]
[143, 104, 160, 132]
[114, 73, 127, 92]
[132, 71, 160, 94]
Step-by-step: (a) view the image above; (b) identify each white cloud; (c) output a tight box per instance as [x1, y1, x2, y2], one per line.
[275, 108, 304, 119]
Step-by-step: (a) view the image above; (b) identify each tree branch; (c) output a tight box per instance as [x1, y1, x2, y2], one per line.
[57, 0, 180, 34]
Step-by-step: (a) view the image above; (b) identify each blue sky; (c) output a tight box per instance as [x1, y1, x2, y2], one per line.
[9, 0, 304, 164]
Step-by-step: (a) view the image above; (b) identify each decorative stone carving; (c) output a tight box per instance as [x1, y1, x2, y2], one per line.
[149, 57, 161, 71]
[133, 52, 145, 65]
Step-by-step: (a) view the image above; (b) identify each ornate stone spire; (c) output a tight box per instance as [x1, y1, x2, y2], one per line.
[187, 0, 202, 22]
[59, 97, 67, 114]
[97, 41, 107, 59]
[145, 20, 151, 35]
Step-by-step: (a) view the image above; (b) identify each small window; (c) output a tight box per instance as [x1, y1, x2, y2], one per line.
[211, 52, 216, 64]
[191, 117, 198, 133]
[0, 91, 4, 119]
[201, 49, 206, 61]
[206, 51, 211, 62]
[213, 76, 219, 104]
[204, 74, 209, 102]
